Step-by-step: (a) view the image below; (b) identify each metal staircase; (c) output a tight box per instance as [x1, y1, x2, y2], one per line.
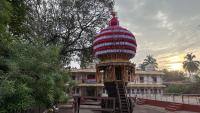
[116, 81, 131, 113]
[104, 81, 132, 113]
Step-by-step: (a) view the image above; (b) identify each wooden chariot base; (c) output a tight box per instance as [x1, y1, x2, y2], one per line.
[73, 81, 134, 113]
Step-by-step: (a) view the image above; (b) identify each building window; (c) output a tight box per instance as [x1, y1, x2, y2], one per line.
[137, 89, 140, 94]
[153, 89, 157, 94]
[76, 88, 79, 94]
[152, 77, 157, 83]
[145, 89, 148, 94]
[127, 89, 130, 94]
[141, 89, 144, 94]
[72, 76, 76, 80]
[150, 89, 153, 94]
[158, 89, 161, 94]
[140, 76, 144, 83]
[86, 74, 96, 83]
[87, 74, 95, 79]
[132, 89, 135, 94]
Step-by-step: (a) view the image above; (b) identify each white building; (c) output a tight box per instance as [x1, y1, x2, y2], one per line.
[70, 64, 165, 97]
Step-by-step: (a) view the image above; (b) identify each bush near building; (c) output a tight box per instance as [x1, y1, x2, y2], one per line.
[165, 75, 200, 94]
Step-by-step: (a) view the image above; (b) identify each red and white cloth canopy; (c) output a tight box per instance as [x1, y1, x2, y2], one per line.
[93, 14, 137, 60]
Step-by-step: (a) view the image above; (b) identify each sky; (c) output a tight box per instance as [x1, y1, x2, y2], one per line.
[115, 0, 200, 71]
[71, 0, 200, 71]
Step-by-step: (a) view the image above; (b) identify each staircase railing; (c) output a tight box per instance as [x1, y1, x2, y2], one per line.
[122, 81, 131, 113]
[116, 81, 122, 113]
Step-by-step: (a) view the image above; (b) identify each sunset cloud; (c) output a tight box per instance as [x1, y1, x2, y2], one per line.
[115, 0, 200, 70]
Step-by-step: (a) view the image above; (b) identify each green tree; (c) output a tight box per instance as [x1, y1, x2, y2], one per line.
[0, 0, 12, 73]
[0, 41, 71, 112]
[185, 75, 200, 94]
[0, 80, 34, 113]
[183, 53, 200, 77]
[0, 1, 72, 112]
[165, 84, 189, 94]
[23, 0, 113, 65]
[140, 64, 146, 71]
[3, 0, 114, 67]
[162, 69, 186, 82]
[0, 0, 11, 33]
[140, 55, 158, 70]
[8, 0, 28, 37]
[165, 76, 200, 94]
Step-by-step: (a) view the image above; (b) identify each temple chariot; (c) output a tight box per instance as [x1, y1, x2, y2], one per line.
[74, 12, 137, 113]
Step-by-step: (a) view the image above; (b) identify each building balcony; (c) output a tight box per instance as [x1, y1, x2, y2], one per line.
[85, 79, 96, 84]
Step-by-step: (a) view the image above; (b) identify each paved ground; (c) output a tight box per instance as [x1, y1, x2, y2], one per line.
[59, 105, 199, 113]
[133, 105, 169, 113]
[136, 94, 200, 105]
[133, 105, 198, 113]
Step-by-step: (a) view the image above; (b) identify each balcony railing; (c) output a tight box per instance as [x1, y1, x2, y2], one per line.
[85, 79, 96, 83]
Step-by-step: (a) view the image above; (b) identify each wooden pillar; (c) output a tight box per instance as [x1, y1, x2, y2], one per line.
[124, 65, 128, 82]
[96, 66, 99, 83]
[112, 65, 115, 80]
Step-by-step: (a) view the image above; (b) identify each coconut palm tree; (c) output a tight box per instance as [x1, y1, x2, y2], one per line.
[140, 55, 158, 70]
[183, 53, 200, 77]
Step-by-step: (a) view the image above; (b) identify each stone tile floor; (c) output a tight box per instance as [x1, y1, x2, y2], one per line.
[59, 105, 199, 113]
[134, 105, 199, 113]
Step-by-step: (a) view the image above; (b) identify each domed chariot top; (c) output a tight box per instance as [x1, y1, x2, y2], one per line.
[93, 12, 137, 61]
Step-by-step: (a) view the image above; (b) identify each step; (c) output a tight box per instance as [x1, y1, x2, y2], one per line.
[137, 103, 145, 105]
[121, 106, 128, 109]
[170, 103, 182, 106]
[167, 105, 180, 108]
[119, 90, 125, 92]
[119, 90, 125, 91]
[165, 107, 177, 111]
[121, 104, 128, 106]
[122, 111, 129, 113]
[165, 104, 182, 111]
[120, 96, 126, 98]
[121, 110, 129, 113]
[121, 106, 128, 108]
[121, 101, 127, 103]
[119, 92, 125, 94]
[121, 105, 128, 109]
[121, 103, 128, 105]
[137, 101, 145, 105]
[121, 100, 127, 102]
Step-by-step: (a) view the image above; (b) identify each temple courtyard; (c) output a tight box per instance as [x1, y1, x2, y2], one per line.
[59, 105, 199, 113]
